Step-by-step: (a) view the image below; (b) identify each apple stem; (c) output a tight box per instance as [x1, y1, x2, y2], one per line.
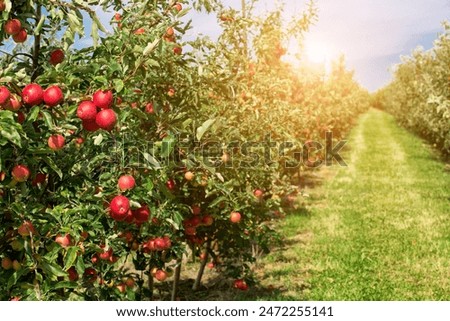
[171, 258, 182, 301]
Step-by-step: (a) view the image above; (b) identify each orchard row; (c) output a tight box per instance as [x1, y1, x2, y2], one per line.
[0, 0, 370, 300]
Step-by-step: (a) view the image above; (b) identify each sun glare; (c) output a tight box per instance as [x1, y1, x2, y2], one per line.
[305, 41, 330, 64]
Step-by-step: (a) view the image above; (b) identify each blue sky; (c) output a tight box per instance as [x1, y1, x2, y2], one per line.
[184, 0, 449, 91]
[81, 0, 448, 91]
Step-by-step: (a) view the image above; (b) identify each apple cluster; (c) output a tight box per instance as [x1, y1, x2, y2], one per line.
[76, 90, 117, 132]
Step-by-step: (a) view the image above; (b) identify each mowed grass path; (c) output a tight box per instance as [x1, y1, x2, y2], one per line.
[256, 109, 450, 300]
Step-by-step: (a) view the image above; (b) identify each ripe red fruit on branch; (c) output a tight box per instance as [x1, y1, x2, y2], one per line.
[48, 134, 65, 151]
[253, 189, 264, 199]
[145, 103, 154, 114]
[114, 13, 121, 21]
[12, 164, 30, 182]
[0, 86, 10, 105]
[55, 234, 72, 248]
[230, 211, 241, 223]
[166, 179, 176, 191]
[192, 205, 201, 216]
[1, 257, 12, 270]
[99, 245, 113, 260]
[77, 101, 97, 121]
[22, 83, 43, 106]
[84, 268, 97, 282]
[173, 46, 182, 55]
[201, 215, 213, 226]
[133, 205, 150, 224]
[155, 269, 168, 282]
[110, 195, 130, 221]
[82, 120, 100, 132]
[118, 175, 135, 191]
[4, 19, 22, 35]
[32, 173, 46, 186]
[18, 221, 36, 237]
[43, 85, 63, 107]
[0, 1, 5, 12]
[93, 89, 113, 109]
[12, 29, 27, 43]
[67, 267, 78, 281]
[133, 28, 145, 35]
[6, 95, 21, 111]
[234, 279, 249, 291]
[49, 49, 64, 65]
[173, 2, 182, 12]
[96, 109, 117, 131]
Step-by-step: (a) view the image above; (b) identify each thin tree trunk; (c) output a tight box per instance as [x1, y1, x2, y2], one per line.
[192, 240, 211, 291]
[171, 259, 182, 301]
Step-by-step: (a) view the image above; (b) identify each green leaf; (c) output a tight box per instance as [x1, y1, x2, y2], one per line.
[93, 133, 104, 146]
[161, 136, 176, 158]
[40, 261, 67, 278]
[42, 156, 63, 179]
[143, 152, 161, 169]
[113, 79, 124, 93]
[64, 247, 78, 270]
[196, 119, 216, 141]
[7, 268, 29, 290]
[34, 14, 46, 35]
[27, 106, 40, 122]
[41, 111, 55, 130]
[53, 281, 78, 290]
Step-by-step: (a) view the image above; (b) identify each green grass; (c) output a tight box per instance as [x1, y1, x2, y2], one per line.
[254, 109, 450, 301]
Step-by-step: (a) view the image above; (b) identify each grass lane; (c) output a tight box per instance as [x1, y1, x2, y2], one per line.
[255, 109, 450, 300]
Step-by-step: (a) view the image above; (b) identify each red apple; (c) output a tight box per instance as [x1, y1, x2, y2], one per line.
[185, 226, 197, 236]
[133, 205, 150, 224]
[84, 268, 98, 282]
[96, 109, 117, 131]
[0, 1, 5, 12]
[167, 88, 175, 97]
[230, 212, 241, 223]
[32, 173, 47, 186]
[173, 46, 182, 55]
[133, 28, 145, 35]
[123, 209, 135, 224]
[67, 267, 78, 281]
[125, 277, 135, 288]
[207, 262, 215, 269]
[12, 28, 27, 43]
[82, 119, 100, 132]
[154, 269, 168, 282]
[0, 86, 10, 105]
[173, 2, 182, 12]
[118, 175, 135, 191]
[1, 257, 13, 270]
[49, 49, 64, 66]
[22, 83, 43, 106]
[145, 102, 154, 114]
[166, 27, 174, 37]
[93, 89, 113, 109]
[202, 215, 214, 226]
[43, 85, 63, 107]
[114, 13, 121, 21]
[116, 283, 126, 293]
[4, 19, 21, 35]
[77, 101, 97, 120]
[12, 164, 30, 182]
[48, 134, 65, 151]
[18, 221, 36, 237]
[110, 195, 130, 221]
[166, 179, 176, 191]
[192, 205, 201, 216]
[55, 234, 72, 248]
[17, 111, 25, 124]
[99, 245, 113, 260]
[154, 237, 166, 251]
[253, 189, 264, 199]
[234, 279, 249, 291]
[0, 171, 5, 181]
[5, 95, 21, 111]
